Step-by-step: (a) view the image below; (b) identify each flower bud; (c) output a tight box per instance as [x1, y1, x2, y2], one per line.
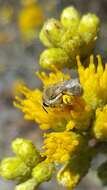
[61, 6, 80, 29]
[40, 18, 64, 47]
[57, 150, 91, 189]
[57, 166, 79, 189]
[39, 48, 70, 70]
[78, 13, 100, 43]
[12, 138, 41, 167]
[39, 29, 53, 47]
[32, 161, 55, 183]
[61, 28, 78, 44]
[0, 157, 31, 181]
[62, 35, 82, 59]
[15, 178, 38, 190]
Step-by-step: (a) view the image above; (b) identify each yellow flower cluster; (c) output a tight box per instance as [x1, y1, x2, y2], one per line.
[14, 55, 107, 170]
[2, 5, 107, 190]
[14, 85, 71, 131]
[77, 55, 107, 109]
[93, 105, 107, 140]
[14, 70, 93, 132]
[42, 131, 85, 163]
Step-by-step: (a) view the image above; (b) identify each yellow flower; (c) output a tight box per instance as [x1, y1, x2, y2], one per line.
[14, 71, 92, 131]
[42, 131, 85, 164]
[66, 103, 93, 131]
[15, 55, 107, 132]
[77, 55, 107, 109]
[11, 79, 25, 97]
[14, 83, 71, 130]
[36, 70, 70, 86]
[18, 3, 44, 41]
[93, 105, 107, 140]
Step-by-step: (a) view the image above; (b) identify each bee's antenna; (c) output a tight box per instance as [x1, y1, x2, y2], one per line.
[42, 105, 48, 113]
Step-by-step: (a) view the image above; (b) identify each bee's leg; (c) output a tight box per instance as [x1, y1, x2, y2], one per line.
[62, 94, 74, 105]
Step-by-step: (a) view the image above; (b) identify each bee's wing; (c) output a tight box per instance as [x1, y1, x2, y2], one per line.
[62, 78, 83, 96]
[42, 83, 64, 107]
[45, 83, 64, 96]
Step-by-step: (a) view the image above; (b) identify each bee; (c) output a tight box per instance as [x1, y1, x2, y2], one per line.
[42, 78, 83, 110]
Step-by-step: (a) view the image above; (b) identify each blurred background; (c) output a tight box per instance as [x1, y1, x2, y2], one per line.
[0, 0, 107, 189]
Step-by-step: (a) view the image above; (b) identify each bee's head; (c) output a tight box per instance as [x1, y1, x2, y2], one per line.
[43, 101, 49, 107]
